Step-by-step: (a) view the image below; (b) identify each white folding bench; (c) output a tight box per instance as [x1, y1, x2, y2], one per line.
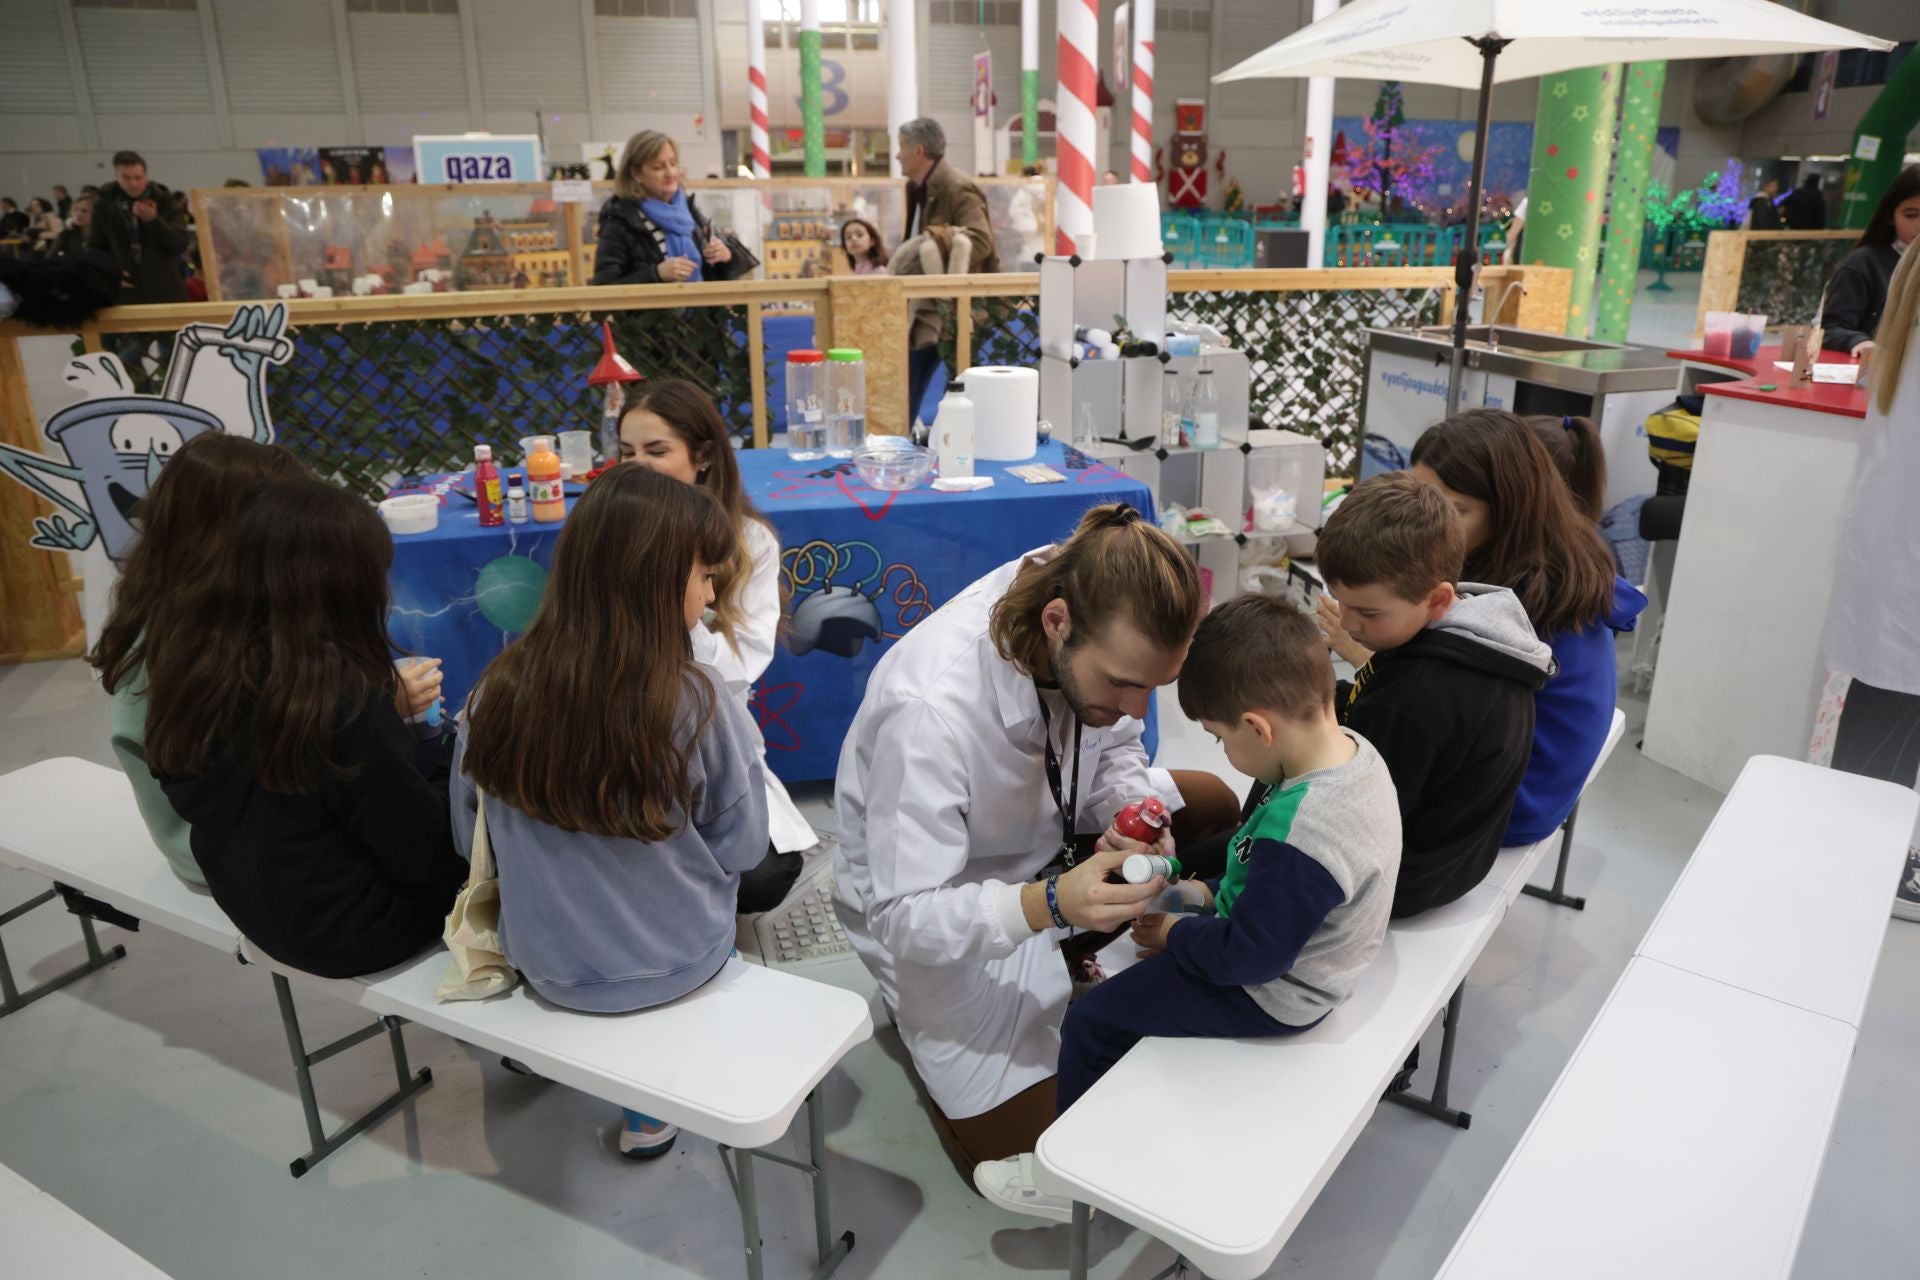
[1435, 755, 1917, 1280]
[1035, 709, 1626, 1279]
[1, 1158, 174, 1279]
[0, 757, 874, 1280]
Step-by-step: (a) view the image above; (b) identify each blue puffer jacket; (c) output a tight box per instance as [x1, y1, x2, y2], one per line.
[1504, 576, 1647, 846]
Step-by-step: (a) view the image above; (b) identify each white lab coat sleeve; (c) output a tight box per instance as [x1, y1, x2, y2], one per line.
[690, 521, 781, 698]
[860, 698, 1040, 965]
[1080, 717, 1156, 834]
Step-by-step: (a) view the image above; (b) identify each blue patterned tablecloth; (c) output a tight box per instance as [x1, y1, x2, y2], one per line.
[386, 440, 1157, 782]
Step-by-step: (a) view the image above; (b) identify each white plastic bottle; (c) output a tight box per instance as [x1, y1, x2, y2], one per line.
[936, 379, 976, 479]
[1193, 359, 1220, 450]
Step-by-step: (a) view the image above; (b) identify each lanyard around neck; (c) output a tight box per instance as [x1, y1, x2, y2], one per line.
[1034, 683, 1082, 868]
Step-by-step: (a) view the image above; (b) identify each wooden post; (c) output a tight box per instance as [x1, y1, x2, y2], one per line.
[747, 300, 769, 449]
[828, 276, 909, 437]
[190, 189, 223, 302]
[954, 293, 974, 374]
[565, 201, 589, 287]
[0, 335, 84, 663]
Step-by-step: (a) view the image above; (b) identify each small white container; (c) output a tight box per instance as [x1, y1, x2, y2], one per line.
[378, 494, 440, 535]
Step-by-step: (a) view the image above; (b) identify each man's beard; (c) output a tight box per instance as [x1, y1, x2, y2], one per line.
[1052, 639, 1114, 726]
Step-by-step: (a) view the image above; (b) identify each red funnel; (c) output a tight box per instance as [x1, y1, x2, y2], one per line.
[588, 321, 643, 386]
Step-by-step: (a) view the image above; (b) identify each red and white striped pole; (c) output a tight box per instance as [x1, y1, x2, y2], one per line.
[745, 0, 771, 179]
[1054, 0, 1098, 254]
[1129, 0, 1155, 185]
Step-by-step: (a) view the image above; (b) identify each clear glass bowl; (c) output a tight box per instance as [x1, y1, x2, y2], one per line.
[852, 438, 934, 490]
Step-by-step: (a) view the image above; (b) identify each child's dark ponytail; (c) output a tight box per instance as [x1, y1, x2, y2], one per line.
[1526, 414, 1607, 522]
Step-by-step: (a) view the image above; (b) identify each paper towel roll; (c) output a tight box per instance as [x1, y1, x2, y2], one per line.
[1092, 183, 1163, 261]
[964, 365, 1040, 461]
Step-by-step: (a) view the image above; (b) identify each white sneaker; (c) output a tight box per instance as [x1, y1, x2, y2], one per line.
[618, 1117, 679, 1160]
[973, 1153, 1077, 1223]
[1894, 846, 1920, 924]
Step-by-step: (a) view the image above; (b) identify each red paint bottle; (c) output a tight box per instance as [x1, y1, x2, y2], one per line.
[474, 444, 504, 527]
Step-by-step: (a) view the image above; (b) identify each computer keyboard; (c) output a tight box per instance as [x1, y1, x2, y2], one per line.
[736, 846, 856, 970]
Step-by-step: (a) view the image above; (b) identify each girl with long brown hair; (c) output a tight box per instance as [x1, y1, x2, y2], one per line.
[620, 378, 815, 867]
[454, 464, 772, 1159]
[148, 477, 464, 979]
[1409, 409, 1645, 848]
[92, 433, 313, 885]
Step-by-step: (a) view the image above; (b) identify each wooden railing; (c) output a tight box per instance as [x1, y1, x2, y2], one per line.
[0, 264, 1569, 665]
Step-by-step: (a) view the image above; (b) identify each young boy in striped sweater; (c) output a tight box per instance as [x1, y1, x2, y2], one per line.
[975, 594, 1402, 1220]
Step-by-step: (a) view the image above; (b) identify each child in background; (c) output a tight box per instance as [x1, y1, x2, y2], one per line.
[454, 465, 770, 1160]
[1315, 473, 1552, 918]
[840, 218, 889, 274]
[1525, 414, 1606, 523]
[973, 595, 1400, 1222]
[148, 477, 462, 978]
[1409, 410, 1645, 847]
[620, 378, 810, 902]
[92, 434, 312, 886]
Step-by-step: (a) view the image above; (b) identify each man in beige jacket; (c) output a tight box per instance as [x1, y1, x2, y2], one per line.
[891, 117, 999, 421]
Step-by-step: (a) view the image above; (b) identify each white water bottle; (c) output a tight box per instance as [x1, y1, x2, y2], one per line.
[1193, 360, 1220, 450]
[936, 379, 976, 479]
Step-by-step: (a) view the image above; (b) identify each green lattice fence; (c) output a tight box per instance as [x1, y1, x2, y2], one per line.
[1173, 284, 1447, 473]
[94, 305, 755, 500]
[936, 295, 1041, 374]
[1735, 238, 1857, 327]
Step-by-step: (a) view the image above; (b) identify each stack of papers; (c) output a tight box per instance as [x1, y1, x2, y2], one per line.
[1772, 361, 1865, 385]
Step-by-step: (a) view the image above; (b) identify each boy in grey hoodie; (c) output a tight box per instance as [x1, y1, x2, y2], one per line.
[1316, 473, 1555, 917]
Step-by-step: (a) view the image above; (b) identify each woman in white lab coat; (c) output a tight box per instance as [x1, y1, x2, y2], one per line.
[834, 505, 1242, 1180]
[621, 380, 813, 906]
[1822, 245, 1920, 922]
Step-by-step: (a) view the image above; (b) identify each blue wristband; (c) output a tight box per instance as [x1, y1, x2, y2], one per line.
[1045, 873, 1069, 929]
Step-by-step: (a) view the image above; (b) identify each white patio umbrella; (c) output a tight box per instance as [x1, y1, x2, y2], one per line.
[1216, 0, 1894, 411]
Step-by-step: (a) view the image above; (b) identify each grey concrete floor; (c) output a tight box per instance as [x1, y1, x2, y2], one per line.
[0, 651, 1913, 1279]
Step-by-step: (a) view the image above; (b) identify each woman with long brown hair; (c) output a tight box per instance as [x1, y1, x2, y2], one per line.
[620, 378, 814, 869]
[148, 477, 464, 978]
[454, 464, 771, 1159]
[92, 433, 314, 885]
[1408, 409, 1645, 848]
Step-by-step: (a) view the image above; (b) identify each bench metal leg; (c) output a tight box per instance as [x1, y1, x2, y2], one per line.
[1385, 984, 1473, 1130]
[271, 973, 433, 1178]
[0, 888, 128, 1018]
[1521, 801, 1589, 911]
[717, 1087, 855, 1280]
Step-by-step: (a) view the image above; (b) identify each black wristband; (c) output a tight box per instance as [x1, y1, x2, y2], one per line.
[1045, 873, 1070, 929]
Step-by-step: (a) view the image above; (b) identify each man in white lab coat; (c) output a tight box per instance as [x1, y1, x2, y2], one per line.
[834, 504, 1242, 1177]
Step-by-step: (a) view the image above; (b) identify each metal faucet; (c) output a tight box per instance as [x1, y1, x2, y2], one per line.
[1485, 281, 1528, 350]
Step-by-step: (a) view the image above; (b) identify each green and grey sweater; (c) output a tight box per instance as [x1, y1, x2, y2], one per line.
[1169, 730, 1401, 1027]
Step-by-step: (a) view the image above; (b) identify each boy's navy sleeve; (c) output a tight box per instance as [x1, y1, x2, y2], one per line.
[1167, 839, 1346, 987]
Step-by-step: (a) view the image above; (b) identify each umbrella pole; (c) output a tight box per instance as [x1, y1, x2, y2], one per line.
[1447, 36, 1510, 416]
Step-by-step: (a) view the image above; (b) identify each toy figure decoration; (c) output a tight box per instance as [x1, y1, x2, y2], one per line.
[1168, 98, 1209, 211]
[0, 303, 290, 561]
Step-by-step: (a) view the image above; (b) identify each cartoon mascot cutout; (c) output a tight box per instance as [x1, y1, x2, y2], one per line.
[2, 303, 291, 561]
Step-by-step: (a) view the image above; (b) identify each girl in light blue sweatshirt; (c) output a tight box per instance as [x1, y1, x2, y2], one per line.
[453, 464, 769, 1160]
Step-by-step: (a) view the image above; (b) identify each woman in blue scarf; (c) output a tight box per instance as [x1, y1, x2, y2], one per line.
[591, 131, 757, 287]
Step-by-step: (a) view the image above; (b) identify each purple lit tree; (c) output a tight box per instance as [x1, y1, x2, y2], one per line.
[1346, 82, 1444, 214]
[1694, 160, 1748, 227]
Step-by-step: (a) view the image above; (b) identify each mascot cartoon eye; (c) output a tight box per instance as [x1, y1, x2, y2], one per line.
[111, 414, 186, 458]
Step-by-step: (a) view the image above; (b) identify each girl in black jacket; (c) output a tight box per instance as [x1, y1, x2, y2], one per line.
[592, 130, 756, 286]
[148, 477, 462, 979]
[1824, 165, 1920, 356]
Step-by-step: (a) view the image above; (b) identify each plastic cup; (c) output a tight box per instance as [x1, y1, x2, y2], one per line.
[558, 430, 594, 475]
[1702, 311, 1734, 358]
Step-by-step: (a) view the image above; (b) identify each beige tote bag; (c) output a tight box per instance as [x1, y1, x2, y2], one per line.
[436, 787, 518, 1001]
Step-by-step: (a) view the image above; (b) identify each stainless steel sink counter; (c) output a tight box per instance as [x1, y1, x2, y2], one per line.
[1369, 325, 1683, 396]
[1359, 325, 1683, 507]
